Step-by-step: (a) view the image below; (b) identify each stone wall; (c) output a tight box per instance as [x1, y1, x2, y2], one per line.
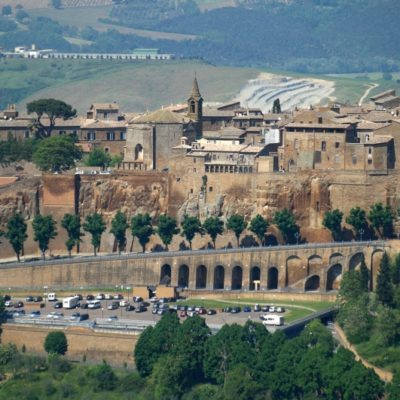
[1, 324, 137, 366]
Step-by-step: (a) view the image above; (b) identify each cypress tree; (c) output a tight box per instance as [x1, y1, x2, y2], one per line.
[376, 252, 394, 307]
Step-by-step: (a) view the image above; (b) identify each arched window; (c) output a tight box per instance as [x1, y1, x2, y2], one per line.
[190, 100, 196, 114]
[134, 144, 143, 161]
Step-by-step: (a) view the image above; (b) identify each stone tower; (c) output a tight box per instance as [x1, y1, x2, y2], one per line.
[187, 76, 203, 122]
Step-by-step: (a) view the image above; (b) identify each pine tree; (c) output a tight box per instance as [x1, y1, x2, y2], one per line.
[359, 254, 370, 292]
[376, 252, 394, 307]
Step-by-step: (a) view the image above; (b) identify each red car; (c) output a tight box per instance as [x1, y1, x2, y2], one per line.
[179, 311, 187, 318]
[197, 308, 207, 315]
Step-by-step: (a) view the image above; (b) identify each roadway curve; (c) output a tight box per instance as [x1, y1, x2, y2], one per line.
[358, 83, 379, 106]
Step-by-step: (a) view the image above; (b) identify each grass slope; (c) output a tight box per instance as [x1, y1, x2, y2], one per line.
[14, 59, 257, 112]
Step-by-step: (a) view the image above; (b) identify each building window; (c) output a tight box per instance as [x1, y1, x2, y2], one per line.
[120, 132, 126, 140]
[107, 132, 115, 141]
[335, 142, 340, 149]
[24, 131, 29, 139]
[316, 201, 320, 211]
[368, 147, 372, 154]
[209, 186, 213, 192]
[193, 158, 196, 163]
[87, 131, 96, 141]
[368, 159, 373, 164]
[321, 141, 326, 151]
[190, 189, 193, 194]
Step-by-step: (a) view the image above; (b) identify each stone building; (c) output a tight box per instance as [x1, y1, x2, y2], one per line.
[121, 79, 202, 171]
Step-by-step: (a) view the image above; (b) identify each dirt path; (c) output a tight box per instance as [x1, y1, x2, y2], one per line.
[334, 323, 393, 382]
[358, 83, 379, 106]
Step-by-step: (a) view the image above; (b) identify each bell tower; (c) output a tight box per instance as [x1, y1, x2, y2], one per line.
[187, 75, 203, 122]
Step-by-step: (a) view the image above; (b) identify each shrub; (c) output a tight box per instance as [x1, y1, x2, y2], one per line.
[44, 331, 68, 355]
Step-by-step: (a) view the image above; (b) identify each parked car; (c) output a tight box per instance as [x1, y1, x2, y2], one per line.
[261, 305, 270, 312]
[157, 309, 167, 315]
[152, 308, 158, 314]
[107, 315, 118, 322]
[5, 300, 13, 307]
[269, 306, 276, 313]
[107, 302, 119, 310]
[187, 305, 195, 312]
[33, 296, 43, 302]
[29, 310, 40, 318]
[197, 308, 207, 315]
[187, 311, 195, 317]
[14, 301, 24, 308]
[253, 304, 261, 312]
[276, 307, 285, 313]
[207, 309, 217, 315]
[114, 294, 123, 300]
[136, 304, 147, 313]
[119, 300, 128, 307]
[25, 296, 34, 302]
[79, 313, 89, 321]
[46, 312, 64, 319]
[243, 306, 252, 312]
[126, 304, 135, 311]
[69, 312, 81, 321]
[80, 302, 89, 309]
[3, 295, 11, 301]
[179, 311, 187, 318]
[150, 297, 159, 303]
[104, 294, 113, 300]
[231, 307, 241, 314]
[86, 294, 94, 301]
[223, 307, 232, 313]
[54, 302, 63, 309]
[178, 305, 187, 311]
[74, 294, 83, 301]
[133, 296, 143, 303]
[13, 310, 25, 317]
[95, 293, 105, 300]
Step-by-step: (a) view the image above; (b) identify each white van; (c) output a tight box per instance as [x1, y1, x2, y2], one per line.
[48, 293, 57, 301]
[88, 300, 101, 309]
[262, 315, 284, 326]
[62, 296, 80, 309]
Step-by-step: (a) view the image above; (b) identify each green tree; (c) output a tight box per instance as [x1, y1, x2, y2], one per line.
[368, 202, 394, 238]
[338, 270, 366, 304]
[51, 0, 62, 9]
[134, 326, 158, 377]
[1, 5, 12, 15]
[33, 135, 82, 172]
[156, 215, 179, 251]
[83, 213, 106, 256]
[392, 253, 400, 286]
[87, 361, 117, 391]
[376, 252, 394, 307]
[110, 210, 128, 254]
[223, 364, 258, 400]
[181, 215, 203, 249]
[5, 213, 27, 262]
[249, 214, 269, 246]
[322, 209, 343, 241]
[61, 214, 82, 256]
[131, 213, 153, 252]
[272, 98, 281, 113]
[226, 214, 247, 247]
[27, 98, 76, 138]
[272, 208, 300, 244]
[44, 331, 68, 355]
[32, 214, 57, 260]
[388, 369, 400, 400]
[375, 306, 398, 346]
[84, 148, 111, 168]
[203, 216, 224, 249]
[346, 207, 368, 239]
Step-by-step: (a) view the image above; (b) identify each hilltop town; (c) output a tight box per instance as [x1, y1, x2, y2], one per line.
[0, 79, 400, 257]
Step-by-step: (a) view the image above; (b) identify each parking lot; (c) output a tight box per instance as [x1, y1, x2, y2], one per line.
[4, 293, 288, 329]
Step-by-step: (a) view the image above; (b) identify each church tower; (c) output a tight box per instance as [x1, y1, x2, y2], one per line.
[187, 76, 203, 122]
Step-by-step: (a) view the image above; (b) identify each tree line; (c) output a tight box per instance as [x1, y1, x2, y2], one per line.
[0, 209, 301, 261]
[323, 204, 395, 241]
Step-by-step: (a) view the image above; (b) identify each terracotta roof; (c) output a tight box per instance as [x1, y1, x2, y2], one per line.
[367, 135, 393, 144]
[130, 109, 191, 124]
[356, 121, 389, 131]
[90, 103, 119, 111]
[191, 143, 263, 154]
[0, 119, 32, 128]
[81, 119, 127, 129]
[286, 122, 351, 129]
[203, 126, 245, 139]
[202, 108, 234, 118]
[363, 112, 394, 123]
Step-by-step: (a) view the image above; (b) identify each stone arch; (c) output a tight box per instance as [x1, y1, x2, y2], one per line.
[326, 264, 342, 291]
[231, 266, 243, 290]
[249, 266, 261, 291]
[268, 267, 279, 290]
[178, 264, 189, 288]
[329, 252, 344, 265]
[305, 275, 320, 291]
[196, 265, 207, 289]
[134, 143, 143, 161]
[214, 265, 225, 290]
[308, 255, 323, 276]
[286, 255, 306, 287]
[160, 264, 171, 285]
[349, 252, 364, 271]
